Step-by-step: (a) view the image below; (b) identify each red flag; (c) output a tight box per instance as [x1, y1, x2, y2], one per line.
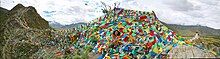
[142, 23, 145, 27]
[119, 28, 124, 33]
[160, 32, 164, 36]
[152, 38, 157, 44]
[129, 32, 132, 35]
[101, 23, 109, 28]
[103, 32, 106, 36]
[168, 36, 171, 41]
[140, 16, 147, 20]
[150, 30, 154, 36]
[109, 28, 112, 31]
[126, 21, 132, 25]
[124, 36, 129, 42]
[146, 42, 153, 49]
[172, 32, 176, 36]
[138, 28, 143, 33]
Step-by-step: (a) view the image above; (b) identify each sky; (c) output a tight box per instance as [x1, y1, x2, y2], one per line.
[1, 0, 220, 29]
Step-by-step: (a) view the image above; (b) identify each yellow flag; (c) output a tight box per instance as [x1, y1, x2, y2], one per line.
[106, 56, 111, 59]
[178, 41, 183, 46]
[153, 46, 159, 54]
[169, 45, 173, 50]
[163, 33, 168, 39]
[106, 41, 110, 45]
[118, 22, 124, 28]
[128, 28, 132, 32]
[96, 35, 100, 40]
[185, 40, 191, 44]
[146, 28, 150, 33]
[125, 18, 130, 23]
[106, 18, 110, 23]
[159, 47, 163, 53]
[173, 38, 178, 43]
[98, 47, 102, 53]
[129, 35, 135, 43]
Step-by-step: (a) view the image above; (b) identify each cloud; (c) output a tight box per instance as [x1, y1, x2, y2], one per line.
[1, 0, 220, 29]
[118, 0, 220, 29]
[163, 0, 194, 11]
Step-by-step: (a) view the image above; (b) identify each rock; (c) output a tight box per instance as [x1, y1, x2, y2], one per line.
[168, 45, 215, 58]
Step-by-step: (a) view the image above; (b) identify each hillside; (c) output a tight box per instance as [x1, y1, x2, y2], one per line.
[0, 4, 51, 58]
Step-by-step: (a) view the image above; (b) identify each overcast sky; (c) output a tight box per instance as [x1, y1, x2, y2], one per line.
[1, 0, 220, 29]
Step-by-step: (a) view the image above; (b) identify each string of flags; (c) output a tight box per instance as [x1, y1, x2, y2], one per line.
[70, 8, 191, 59]
[34, 8, 219, 58]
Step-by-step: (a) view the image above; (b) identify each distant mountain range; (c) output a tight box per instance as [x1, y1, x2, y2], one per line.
[49, 21, 86, 29]
[60, 22, 87, 29]
[165, 24, 220, 37]
[48, 21, 64, 29]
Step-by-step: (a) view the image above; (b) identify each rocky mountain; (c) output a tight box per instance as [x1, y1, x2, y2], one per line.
[0, 4, 51, 58]
[0, 4, 51, 34]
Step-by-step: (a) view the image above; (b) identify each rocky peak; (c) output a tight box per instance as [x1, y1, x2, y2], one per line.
[27, 6, 38, 14]
[10, 3, 25, 11]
